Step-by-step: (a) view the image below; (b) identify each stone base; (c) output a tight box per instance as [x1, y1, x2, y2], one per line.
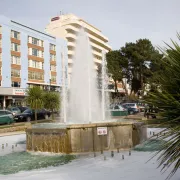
[26, 121, 147, 154]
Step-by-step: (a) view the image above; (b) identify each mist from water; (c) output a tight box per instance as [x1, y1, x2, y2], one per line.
[68, 29, 102, 124]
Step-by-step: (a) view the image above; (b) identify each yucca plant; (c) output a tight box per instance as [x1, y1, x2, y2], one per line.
[26, 86, 44, 122]
[145, 34, 180, 179]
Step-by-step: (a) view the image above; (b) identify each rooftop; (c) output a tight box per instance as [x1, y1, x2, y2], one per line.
[11, 20, 55, 39]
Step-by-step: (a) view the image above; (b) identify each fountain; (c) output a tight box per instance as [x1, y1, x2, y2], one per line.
[26, 29, 147, 154]
[68, 29, 101, 124]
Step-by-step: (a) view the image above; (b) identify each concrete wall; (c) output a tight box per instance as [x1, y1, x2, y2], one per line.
[69, 124, 133, 152]
[26, 122, 146, 154]
[1, 17, 11, 87]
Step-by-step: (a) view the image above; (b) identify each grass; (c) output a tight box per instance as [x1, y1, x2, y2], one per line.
[134, 139, 166, 152]
[0, 151, 75, 175]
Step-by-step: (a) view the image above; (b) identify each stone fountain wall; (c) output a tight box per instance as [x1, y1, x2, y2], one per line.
[26, 122, 147, 154]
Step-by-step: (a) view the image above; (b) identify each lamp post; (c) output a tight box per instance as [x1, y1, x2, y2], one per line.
[49, 79, 51, 91]
[49, 72, 51, 92]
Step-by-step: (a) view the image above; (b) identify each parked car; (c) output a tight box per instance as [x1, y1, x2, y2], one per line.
[7, 107, 21, 116]
[122, 103, 139, 113]
[0, 110, 14, 125]
[122, 103, 139, 115]
[17, 106, 28, 113]
[14, 108, 51, 122]
[110, 104, 127, 111]
[137, 103, 145, 112]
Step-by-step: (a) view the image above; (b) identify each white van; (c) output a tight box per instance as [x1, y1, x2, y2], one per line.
[122, 103, 139, 112]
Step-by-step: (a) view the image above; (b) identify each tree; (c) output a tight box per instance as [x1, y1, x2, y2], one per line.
[26, 86, 44, 122]
[145, 34, 180, 179]
[106, 50, 128, 93]
[43, 91, 60, 120]
[121, 39, 162, 95]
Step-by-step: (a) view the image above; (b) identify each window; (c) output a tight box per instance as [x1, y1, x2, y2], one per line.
[94, 55, 101, 60]
[50, 65, 56, 72]
[11, 56, 20, 65]
[32, 37, 38, 45]
[11, 69, 20, 77]
[6, 111, 12, 115]
[11, 30, 20, 40]
[68, 39, 74, 43]
[0, 111, 5, 115]
[30, 37, 43, 47]
[23, 109, 31, 113]
[50, 44, 56, 51]
[11, 81, 21, 87]
[51, 75, 56, 82]
[50, 54, 56, 61]
[32, 48, 38, 56]
[11, 43, 20, 52]
[68, 46, 74, 50]
[28, 48, 43, 57]
[28, 71, 44, 80]
[92, 47, 101, 53]
[28, 60, 43, 69]
[12, 107, 19, 111]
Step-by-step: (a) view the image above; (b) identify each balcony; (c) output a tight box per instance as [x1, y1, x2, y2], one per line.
[68, 50, 74, 56]
[66, 33, 76, 40]
[66, 34, 110, 54]
[94, 58, 102, 64]
[65, 25, 110, 49]
[68, 58, 73, 64]
[92, 50, 102, 57]
[66, 25, 79, 33]
[62, 19, 109, 42]
[68, 67, 72, 73]
[67, 41, 76, 47]
[88, 34, 111, 50]
[89, 41, 104, 51]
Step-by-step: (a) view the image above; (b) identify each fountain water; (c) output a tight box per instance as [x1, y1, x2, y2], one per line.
[61, 48, 68, 124]
[68, 28, 102, 124]
[101, 50, 111, 121]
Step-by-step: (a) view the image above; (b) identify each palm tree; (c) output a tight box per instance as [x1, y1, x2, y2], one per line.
[146, 34, 180, 179]
[43, 91, 60, 120]
[26, 86, 44, 122]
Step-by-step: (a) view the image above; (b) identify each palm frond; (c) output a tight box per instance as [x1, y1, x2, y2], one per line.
[145, 33, 180, 179]
[25, 86, 44, 120]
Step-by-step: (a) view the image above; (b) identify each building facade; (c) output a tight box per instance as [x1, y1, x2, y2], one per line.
[0, 15, 67, 108]
[45, 14, 111, 83]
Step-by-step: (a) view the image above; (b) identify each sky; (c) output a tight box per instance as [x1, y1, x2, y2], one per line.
[0, 0, 179, 49]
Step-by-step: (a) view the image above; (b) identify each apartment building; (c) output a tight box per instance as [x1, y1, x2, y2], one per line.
[45, 14, 111, 83]
[0, 15, 67, 108]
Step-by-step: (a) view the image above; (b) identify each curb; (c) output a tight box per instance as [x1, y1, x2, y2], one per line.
[0, 131, 25, 137]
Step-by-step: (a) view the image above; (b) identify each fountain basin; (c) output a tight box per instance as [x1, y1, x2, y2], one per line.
[26, 121, 147, 154]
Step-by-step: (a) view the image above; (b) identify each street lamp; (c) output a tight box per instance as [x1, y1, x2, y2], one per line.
[49, 71, 51, 92]
[49, 79, 51, 91]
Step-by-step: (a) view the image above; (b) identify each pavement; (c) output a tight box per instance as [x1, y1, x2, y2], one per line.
[0, 131, 25, 137]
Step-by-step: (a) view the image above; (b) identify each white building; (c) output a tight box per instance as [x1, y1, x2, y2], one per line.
[45, 13, 111, 83]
